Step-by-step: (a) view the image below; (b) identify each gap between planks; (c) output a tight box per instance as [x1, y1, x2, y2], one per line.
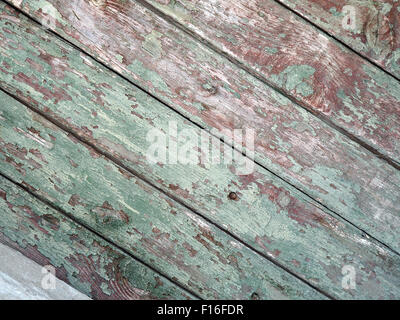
[0, 87, 335, 300]
[3, 0, 400, 257]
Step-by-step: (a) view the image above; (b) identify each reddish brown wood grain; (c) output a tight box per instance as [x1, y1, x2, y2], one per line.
[277, 0, 400, 79]
[144, 0, 400, 166]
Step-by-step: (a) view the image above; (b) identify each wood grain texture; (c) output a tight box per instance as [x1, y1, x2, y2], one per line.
[1, 3, 400, 299]
[277, 0, 400, 79]
[0, 92, 327, 300]
[143, 0, 400, 164]
[0, 176, 193, 300]
[3, 0, 400, 254]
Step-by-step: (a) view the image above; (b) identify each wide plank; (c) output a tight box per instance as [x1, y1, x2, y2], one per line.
[0, 92, 327, 300]
[3, 1, 400, 254]
[143, 0, 400, 165]
[277, 0, 400, 79]
[0, 175, 193, 300]
[1, 4, 400, 299]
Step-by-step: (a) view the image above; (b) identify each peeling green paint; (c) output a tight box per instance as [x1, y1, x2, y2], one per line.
[142, 30, 163, 58]
[0, 176, 192, 300]
[0, 92, 327, 300]
[264, 47, 278, 54]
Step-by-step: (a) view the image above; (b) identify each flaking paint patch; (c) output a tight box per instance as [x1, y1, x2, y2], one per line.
[142, 30, 163, 58]
[391, 49, 400, 74]
[272, 65, 315, 97]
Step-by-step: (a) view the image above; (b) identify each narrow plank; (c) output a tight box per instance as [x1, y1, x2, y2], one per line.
[276, 0, 400, 78]
[0, 4, 399, 299]
[0, 92, 326, 300]
[3, 1, 400, 255]
[143, 0, 400, 165]
[0, 176, 193, 300]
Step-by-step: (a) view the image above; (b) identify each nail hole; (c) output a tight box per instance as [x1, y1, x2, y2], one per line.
[228, 192, 238, 200]
[251, 292, 260, 300]
[202, 83, 218, 95]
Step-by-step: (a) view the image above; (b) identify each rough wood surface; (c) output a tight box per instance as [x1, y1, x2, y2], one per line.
[0, 176, 193, 300]
[142, 0, 400, 165]
[277, 0, 400, 79]
[0, 92, 328, 300]
[3, 1, 400, 254]
[1, 4, 400, 299]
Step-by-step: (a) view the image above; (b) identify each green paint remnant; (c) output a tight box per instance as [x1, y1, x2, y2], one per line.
[0, 176, 191, 300]
[4, 0, 400, 299]
[0, 93, 326, 300]
[223, 83, 241, 99]
[201, 83, 214, 91]
[100, 282, 112, 296]
[295, 82, 314, 97]
[336, 89, 365, 121]
[116, 54, 124, 64]
[362, 64, 400, 101]
[217, 32, 238, 45]
[329, 7, 341, 17]
[129, 60, 172, 95]
[151, 0, 193, 24]
[381, 3, 393, 15]
[264, 47, 278, 54]
[390, 49, 400, 75]
[273, 65, 315, 97]
[142, 30, 163, 58]
[344, 68, 352, 76]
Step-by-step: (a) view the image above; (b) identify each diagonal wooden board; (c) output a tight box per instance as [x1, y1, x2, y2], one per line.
[143, 0, 400, 165]
[276, 0, 400, 79]
[0, 3, 399, 299]
[2, 0, 400, 254]
[0, 175, 194, 300]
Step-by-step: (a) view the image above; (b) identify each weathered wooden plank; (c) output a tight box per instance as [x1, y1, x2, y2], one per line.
[143, 0, 400, 165]
[3, 1, 400, 255]
[276, 0, 400, 79]
[0, 175, 193, 300]
[0, 92, 327, 300]
[0, 4, 399, 299]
